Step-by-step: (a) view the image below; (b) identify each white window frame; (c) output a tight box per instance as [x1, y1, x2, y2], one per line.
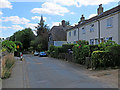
[90, 24, 94, 32]
[74, 30, 76, 36]
[69, 31, 71, 37]
[82, 27, 85, 34]
[107, 17, 113, 28]
[90, 39, 94, 45]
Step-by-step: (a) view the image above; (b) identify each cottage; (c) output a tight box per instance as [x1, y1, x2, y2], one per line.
[48, 20, 72, 48]
[67, 4, 120, 45]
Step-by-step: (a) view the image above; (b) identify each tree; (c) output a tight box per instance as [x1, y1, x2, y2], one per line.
[32, 15, 49, 51]
[2, 40, 16, 53]
[9, 28, 35, 51]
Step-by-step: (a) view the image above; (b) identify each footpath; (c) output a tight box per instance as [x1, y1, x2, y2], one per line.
[2, 57, 26, 88]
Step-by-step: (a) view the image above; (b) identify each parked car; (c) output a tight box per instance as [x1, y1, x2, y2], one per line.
[39, 52, 47, 57]
[34, 51, 39, 56]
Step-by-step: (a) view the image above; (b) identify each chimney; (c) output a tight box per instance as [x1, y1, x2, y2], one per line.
[80, 14, 85, 22]
[97, 4, 104, 15]
[62, 20, 66, 27]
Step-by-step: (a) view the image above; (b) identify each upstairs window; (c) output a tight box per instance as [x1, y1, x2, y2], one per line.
[69, 32, 71, 37]
[107, 17, 113, 27]
[82, 27, 85, 34]
[74, 30, 76, 36]
[90, 24, 94, 32]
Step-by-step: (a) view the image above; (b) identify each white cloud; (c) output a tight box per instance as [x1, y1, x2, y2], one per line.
[2, 16, 30, 24]
[25, 23, 38, 30]
[49, 0, 119, 7]
[0, 25, 24, 30]
[0, 26, 11, 29]
[0, 11, 3, 15]
[31, 2, 69, 16]
[52, 22, 61, 26]
[32, 16, 47, 21]
[88, 14, 97, 19]
[12, 25, 24, 30]
[0, 0, 12, 9]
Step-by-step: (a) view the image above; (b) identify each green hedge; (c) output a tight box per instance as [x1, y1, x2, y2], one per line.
[91, 51, 113, 69]
[106, 45, 120, 66]
[62, 44, 76, 53]
[73, 44, 89, 64]
[89, 45, 99, 56]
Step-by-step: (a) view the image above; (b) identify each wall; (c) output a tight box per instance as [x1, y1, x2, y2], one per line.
[54, 41, 67, 46]
[67, 28, 78, 43]
[1, 52, 14, 77]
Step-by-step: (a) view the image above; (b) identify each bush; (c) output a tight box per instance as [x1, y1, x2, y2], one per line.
[73, 44, 90, 64]
[2, 40, 16, 53]
[89, 45, 99, 56]
[98, 40, 118, 51]
[106, 45, 120, 66]
[62, 44, 76, 53]
[76, 40, 89, 45]
[91, 51, 113, 69]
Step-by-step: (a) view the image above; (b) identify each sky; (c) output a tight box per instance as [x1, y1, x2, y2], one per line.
[0, 0, 119, 38]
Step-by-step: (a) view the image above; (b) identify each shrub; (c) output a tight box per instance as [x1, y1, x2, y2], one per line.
[106, 45, 120, 66]
[2, 40, 16, 53]
[73, 44, 90, 64]
[62, 44, 76, 53]
[49, 45, 55, 52]
[89, 45, 99, 56]
[91, 51, 113, 69]
[76, 40, 89, 45]
[98, 40, 118, 51]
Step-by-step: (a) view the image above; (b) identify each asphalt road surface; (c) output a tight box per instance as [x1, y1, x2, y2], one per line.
[23, 54, 112, 88]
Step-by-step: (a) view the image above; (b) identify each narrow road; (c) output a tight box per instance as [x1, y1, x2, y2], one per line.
[23, 54, 112, 88]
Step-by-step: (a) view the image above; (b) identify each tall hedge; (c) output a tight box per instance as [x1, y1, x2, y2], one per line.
[91, 51, 114, 69]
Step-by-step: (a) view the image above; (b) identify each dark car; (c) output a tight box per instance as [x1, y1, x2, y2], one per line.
[39, 52, 47, 57]
[34, 51, 39, 56]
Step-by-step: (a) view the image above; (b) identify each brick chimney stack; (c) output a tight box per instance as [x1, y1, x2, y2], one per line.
[62, 20, 66, 27]
[97, 4, 104, 15]
[80, 14, 85, 22]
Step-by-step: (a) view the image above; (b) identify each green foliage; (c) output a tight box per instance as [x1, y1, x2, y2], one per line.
[89, 45, 99, 56]
[49, 46, 64, 58]
[106, 45, 120, 66]
[9, 28, 35, 50]
[76, 40, 89, 45]
[2, 59, 15, 79]
[98, 40, 118, 51]
[2, 40, 16, 53]
[73, 44, 90, 64]
[62, 44, 76, 52]
[91, 51, 114, 69]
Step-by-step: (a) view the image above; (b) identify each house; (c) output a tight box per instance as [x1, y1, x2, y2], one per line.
[48, 20, 72, 48]
[67, 4, 120, 45]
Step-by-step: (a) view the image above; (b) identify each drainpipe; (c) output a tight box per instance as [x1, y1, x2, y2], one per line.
[77, 27, 79, 41]
[97, 20, 100, 44]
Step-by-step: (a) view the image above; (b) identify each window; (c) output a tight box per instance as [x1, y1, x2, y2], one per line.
[74, 41, 77, 44]
[69, 32, 71, 37]
[90, 39, 94, 45]
[82, 27, 85, 34]
[107, 17, 113, 27]
[74, 30, 76, 36]
[95, 39, 98, 45]
[90, 24, 94, 32]
[106, 37, 112, 41]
